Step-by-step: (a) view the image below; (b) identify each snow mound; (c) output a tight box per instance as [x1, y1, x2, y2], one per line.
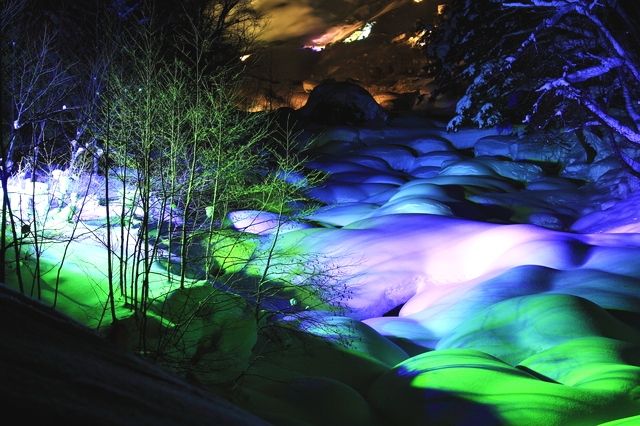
[437, 294, 640, 364]
[369, 348, 640, 426]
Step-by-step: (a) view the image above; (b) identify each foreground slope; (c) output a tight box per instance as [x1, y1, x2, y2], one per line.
[0, 284, 267, 426]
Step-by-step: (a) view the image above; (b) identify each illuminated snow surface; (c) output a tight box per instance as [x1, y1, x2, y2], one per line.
[6, 116, 640, 425]
[237, 117, 640, 424]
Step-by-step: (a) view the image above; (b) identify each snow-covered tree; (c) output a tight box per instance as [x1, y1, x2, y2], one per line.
[426, 0, 640, 171]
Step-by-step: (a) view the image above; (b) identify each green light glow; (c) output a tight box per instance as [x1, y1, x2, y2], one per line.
[599, 415, 640, 426]
[371, 348, 640, 425]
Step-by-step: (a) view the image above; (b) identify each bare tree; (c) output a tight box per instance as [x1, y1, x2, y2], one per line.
[1, 0, 76, 288]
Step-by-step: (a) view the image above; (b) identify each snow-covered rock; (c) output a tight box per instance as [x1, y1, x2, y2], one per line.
[476, 133, 589, 164]
[369, 347, 640, 426]
[409, 151, 462, 169]
[355, 144, 417, 172]
[439, 159, 499, 177]
[226, 210, 310, 235]
[437, 294, 640, 363]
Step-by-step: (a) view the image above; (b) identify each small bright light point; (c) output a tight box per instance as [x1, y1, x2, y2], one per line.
[304, 44, 325, 52]
[240, 54, 251, 62]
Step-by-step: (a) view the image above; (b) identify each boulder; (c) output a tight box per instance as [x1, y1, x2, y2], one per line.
[297, 80, 388, 125]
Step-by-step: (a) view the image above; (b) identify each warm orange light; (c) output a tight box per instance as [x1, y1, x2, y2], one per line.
[392, 33, 407, 43]
[407, 30, 427, 47]
[304, 21, 364, 51]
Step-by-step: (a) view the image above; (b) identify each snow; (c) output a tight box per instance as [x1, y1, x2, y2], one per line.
[304, 203, 380, 227]
[5, 117, 640, 425]
[369, 347, 639, 426]
[0, 286, 268, 426]
[240, 120, 640, 422]
[226, 210, 310, 235]
[343, 22, 374, 43]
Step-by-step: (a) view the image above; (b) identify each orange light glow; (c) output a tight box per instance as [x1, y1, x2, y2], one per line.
[304, 21, 364, 51]
[407, 30, 427, 47]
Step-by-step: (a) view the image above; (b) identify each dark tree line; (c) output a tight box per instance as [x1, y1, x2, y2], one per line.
[425, 0, 640, 172]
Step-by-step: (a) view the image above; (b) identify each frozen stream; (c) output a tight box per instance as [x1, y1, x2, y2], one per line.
[5, 116, 640, 425]
[229, 117, 640, 425]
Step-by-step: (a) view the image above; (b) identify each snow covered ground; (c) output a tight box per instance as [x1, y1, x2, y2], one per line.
[5, 115, 640, 425]
[234, 116, 640, 424]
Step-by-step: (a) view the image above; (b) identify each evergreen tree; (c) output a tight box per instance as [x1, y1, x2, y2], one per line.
[426, 0, 640, 171]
